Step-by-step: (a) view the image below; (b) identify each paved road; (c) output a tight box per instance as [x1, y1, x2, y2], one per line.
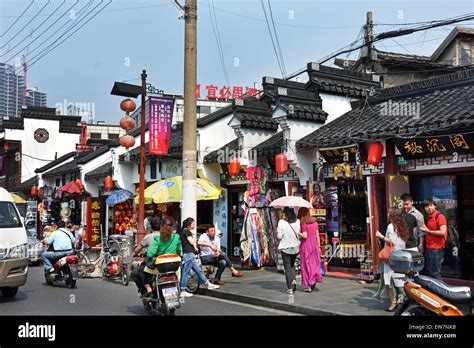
[0, 265, 297, 316]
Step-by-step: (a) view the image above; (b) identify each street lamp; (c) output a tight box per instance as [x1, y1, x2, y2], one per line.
[111, 70, 147, 245]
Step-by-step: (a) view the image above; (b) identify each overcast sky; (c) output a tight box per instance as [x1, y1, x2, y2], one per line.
[1, 0, 473, 123]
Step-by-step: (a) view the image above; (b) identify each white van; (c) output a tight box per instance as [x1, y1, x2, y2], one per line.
[0, 187, 29, 298]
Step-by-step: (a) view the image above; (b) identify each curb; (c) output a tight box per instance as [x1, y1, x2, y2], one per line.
[197, 288, 347, 316]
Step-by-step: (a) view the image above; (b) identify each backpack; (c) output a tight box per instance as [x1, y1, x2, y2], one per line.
[435, 213, 459, 254]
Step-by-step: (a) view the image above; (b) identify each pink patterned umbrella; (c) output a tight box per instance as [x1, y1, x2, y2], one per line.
[269, 196, 312, 208]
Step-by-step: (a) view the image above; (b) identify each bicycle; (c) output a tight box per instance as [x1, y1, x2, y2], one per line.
[76, 238, 96, 278]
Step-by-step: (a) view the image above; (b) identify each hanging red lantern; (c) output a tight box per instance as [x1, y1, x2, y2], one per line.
[75, 179, 84, 191]
[119, 135, 135, 149]
[119, 115, 136, 131]
[367, 142, 383, 166]
[3, 142, 10, 153]
[104, 176, 113, 190]
[228, 157, 240, 176]
[275, 153, 288, 175]
[30, 185, 38, 196]
[120, 99, 137, 113]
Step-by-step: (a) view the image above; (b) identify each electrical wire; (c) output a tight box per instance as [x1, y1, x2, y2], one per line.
[4, 0, 91, 66]
[0, 0, 69, 58]
[267, 0, 286, 77]
[0, 0, 51, 49]
[208, 0, 230, 86]
[16, 0, 111, 73]
[0, 0, 35, 37]
[261, 0, 284, 77]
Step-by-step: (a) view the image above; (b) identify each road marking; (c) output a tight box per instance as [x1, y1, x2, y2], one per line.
[191, 294, 301, 315]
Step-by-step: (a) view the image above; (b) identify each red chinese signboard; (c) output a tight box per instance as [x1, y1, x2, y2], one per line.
[196, 84, 261, 100]
[86, 197, 105, 246]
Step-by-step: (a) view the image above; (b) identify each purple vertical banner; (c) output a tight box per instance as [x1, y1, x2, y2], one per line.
[149, 97, 175, 156]
[0, 156, 3, 173]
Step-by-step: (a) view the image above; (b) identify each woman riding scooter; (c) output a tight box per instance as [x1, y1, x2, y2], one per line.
[141, 217, 181, 297]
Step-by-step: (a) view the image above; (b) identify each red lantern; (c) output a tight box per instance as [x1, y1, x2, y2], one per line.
[30, 185, 38, 196]
[275, 153, 288, 175]
[3, 142, 10, 153]
[367, 142, 383, 166]
[120, 99, 136, 113]
[75, 179, 84, 191]
[119, 135, 135, 149]
[104, 176, 113, 190]
[119, 115, 136, 131]
[228, 157, 240, 176]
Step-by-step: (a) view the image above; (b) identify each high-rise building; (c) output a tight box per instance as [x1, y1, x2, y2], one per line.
[0, 63, 24, 117]
[25, 86, 47, 107]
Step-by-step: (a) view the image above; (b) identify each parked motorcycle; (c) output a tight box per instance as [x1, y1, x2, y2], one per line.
[389, 250, 472, 316]
[143, 254, 182, 316]
[44, 254, 79, 289]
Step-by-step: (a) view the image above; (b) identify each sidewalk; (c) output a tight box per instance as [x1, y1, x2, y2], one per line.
[198, 266, 391, 316]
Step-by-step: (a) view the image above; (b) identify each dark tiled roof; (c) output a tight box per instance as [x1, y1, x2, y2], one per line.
[84, 162, 112, 181]
[235, 112, 278, 130]
[42, 160, 80, 178]
[35, 151, 77, 173]
[21, 107, 82, 134]
[277, 97, 328, 122]
[251, 131, 283, 157]
[2, 116, 24, 130]
[197, 105, 233, 127]
[7, 175, 38, 191]
[297, 68, 474, 150]
[306, 63, 381, 98]
[119, 125, 183, 162]
[75, 143, 117, 164]
[203, 138, 238, 164]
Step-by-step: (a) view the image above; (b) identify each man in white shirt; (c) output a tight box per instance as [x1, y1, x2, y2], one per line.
[198, 225, 243, 285]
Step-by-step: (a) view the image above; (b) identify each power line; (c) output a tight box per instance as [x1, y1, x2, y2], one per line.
[6, 0, 92, 67]
[261, 0, 284, 77]
[1, 0, 51, 49]
[15, 0, 109, 73]
[0, 2, 171, 18]
[267, 0, 286, 77]
[208, 0, 230, 86]
[0, 0, 69, 58]
[198, 2, 362, 29]
[318, 13, 474, 65]
[0, 0, 35, 37]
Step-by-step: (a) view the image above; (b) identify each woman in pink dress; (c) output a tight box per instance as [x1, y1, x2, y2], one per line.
[297, 207, 323, 292]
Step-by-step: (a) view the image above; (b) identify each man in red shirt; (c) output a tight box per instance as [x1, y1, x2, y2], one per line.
[421, 199, 447, 280]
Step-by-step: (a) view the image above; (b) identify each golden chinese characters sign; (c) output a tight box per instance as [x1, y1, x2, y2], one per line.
[319, 145, 360, 164]
[394, 133, 473, 160]
[86, 197, 105, 246]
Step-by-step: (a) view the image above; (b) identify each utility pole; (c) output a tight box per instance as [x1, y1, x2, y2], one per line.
[181, 0, 197, 224]
[138, 70, 147, 244]
[363, 11, 374, 72]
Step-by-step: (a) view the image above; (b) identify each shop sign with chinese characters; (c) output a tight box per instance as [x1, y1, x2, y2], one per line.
[196, 84, 260, 100]
[394, 133, 473, 160]
[319, 145, 359, 164]
[86, 197, 105, 246]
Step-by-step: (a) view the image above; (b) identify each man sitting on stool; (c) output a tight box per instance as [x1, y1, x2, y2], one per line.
[198, 225, 243, 285]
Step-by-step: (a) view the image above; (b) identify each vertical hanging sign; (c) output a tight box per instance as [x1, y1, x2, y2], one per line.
[149, 96, 175, 156]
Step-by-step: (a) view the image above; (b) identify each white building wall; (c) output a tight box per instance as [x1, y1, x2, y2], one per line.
[320, 92, 353, 124]
[5, 118, 79, 183]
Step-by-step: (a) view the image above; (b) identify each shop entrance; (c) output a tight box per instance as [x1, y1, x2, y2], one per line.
[457, 174, 474, 280]
[228, 187, 246, 261]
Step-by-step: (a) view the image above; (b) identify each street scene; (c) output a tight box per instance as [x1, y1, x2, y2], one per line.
[1, 0, 474, 339]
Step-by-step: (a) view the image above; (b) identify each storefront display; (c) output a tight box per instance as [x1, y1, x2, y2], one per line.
[110, 199, 135, 235]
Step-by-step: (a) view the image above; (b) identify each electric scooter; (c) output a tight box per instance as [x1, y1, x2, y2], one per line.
[389, 250, 472, 316]
[44, 254, 79, 289]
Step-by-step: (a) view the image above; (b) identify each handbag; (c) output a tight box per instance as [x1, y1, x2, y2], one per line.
[281, 221, 300, 255]
[145, 236, 174, 269]
[378, 241, 394, 262]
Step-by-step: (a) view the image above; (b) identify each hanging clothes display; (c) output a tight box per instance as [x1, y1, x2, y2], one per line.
[240, 207, 279, 267]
